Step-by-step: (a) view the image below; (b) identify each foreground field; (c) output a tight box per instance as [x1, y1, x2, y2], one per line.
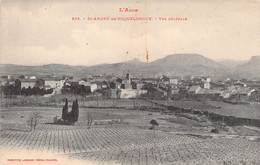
[0, 106, 260, 165]
[157, 100, 260, 120]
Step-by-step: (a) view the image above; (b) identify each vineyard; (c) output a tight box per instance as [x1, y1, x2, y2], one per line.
[156, 100, 260, 120]
[1, 106, 260, 164]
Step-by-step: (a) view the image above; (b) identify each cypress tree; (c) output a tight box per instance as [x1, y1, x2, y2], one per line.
[61, 99, 79, 124]
[75, 99, 79, 122]
[62, 98, 68, 121]
[70, 100, 76, 122]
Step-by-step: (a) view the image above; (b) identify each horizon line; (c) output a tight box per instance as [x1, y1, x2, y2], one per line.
[0, 53, 257, 67]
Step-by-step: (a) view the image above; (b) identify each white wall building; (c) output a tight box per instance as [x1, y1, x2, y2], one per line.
[120, 89, 147, 99]
[79, 80, 97, 92]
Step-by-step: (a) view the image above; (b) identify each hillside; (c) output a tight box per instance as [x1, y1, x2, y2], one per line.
[0, 64, 85, 77]
[151, 54, 222, 68]
[1, 54, 259, 79]
[217, 59, 246, 69]
[235, 56, 260, 79]
[71, 54, 228, 78]
[144, 54, 226, 78]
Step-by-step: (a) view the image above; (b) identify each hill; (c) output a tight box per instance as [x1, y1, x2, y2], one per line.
[1, 54, 259, 79]
[235, 56, 260, 79]
[0, 64, 84, 77]
[144, 54, 226, 78]
[216, 59, 246, 69]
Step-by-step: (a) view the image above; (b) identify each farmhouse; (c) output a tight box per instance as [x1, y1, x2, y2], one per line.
[15, 79, 37, 89]
[120, 89, 147, 99]
[234, 88, 256, 98]
[188, 85, 201, 94]
[41, 78, 65, 89]
[79, 80, 98, 92]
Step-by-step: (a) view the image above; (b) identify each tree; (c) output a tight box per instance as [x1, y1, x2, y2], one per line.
[86, 112, 93, 128]
[60, 99, 79, 124]
[62, 99, 68, 121]
[74, 99, 79, 122]
[27, 112, 41, 131]
[67, 99, 79, 123]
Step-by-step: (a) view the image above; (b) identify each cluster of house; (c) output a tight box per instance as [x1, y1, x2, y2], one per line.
[167, 77, 260, 100]
[0, 73, 259, 100]
[128, 75, 259, 100]
[0, 75, 68, 93]
[64, 73, 147, 98]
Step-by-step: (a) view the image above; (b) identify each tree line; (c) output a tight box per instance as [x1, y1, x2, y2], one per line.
[0, 85, 53, 97]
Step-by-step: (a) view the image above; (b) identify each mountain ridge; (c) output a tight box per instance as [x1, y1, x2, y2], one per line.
[1, 54, 259, 80]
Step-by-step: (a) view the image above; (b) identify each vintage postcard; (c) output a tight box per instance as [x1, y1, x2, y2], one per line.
[0, 0, 260, 164]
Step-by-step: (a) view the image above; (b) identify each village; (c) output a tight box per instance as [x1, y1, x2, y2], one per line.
[1, 72, 260, 164]
[1, 0, 260, 164]
[0, 72, 260, 102]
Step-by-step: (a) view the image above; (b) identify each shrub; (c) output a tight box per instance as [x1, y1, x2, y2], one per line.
[211, 128, 219, 133]
[27, 112, 41, 131]
[150, 119, 159, 126]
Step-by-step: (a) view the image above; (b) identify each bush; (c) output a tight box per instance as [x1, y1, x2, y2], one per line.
[150, 119, 159, 126]
[211, 128, 219, 133]
[20, 87, 53, 96]
[27, 112, 41, 131]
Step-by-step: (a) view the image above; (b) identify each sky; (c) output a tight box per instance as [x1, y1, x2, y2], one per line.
[0, 0, 260, 66]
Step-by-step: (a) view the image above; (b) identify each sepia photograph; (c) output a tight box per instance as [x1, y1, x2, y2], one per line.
[0, 0, 260, 164]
